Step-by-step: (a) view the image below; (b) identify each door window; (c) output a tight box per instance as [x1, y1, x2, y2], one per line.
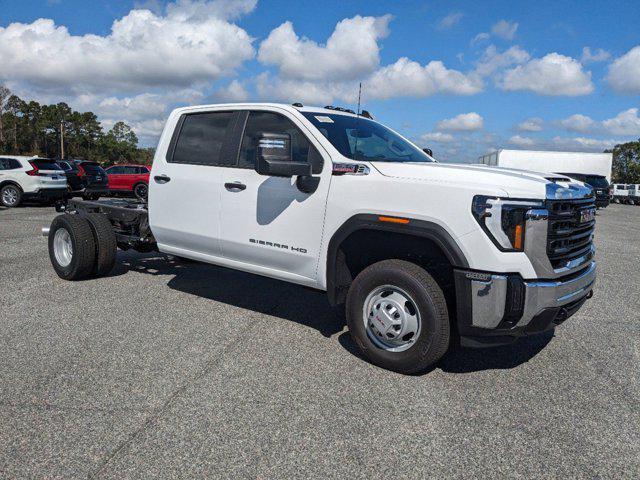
[107, 166, 124, 174]
[171, 111, 235, 166]
[123, 166, 138, 174]
[238, 111, 323, 173]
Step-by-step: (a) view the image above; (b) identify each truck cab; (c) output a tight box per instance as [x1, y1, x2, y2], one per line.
[45, 103, 597, 374]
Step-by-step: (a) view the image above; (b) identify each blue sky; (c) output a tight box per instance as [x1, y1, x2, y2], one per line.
[1, 0, 639, 161]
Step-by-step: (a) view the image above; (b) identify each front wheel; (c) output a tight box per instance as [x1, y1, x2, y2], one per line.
[346, 259, 450, 374]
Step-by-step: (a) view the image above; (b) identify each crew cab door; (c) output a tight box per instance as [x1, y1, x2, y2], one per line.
[149, 110, 240, 257]
[218, 109, 331, 284]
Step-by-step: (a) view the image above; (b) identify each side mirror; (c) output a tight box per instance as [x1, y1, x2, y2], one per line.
[255, 133, 311, 177]
[423, 147, 433, 157]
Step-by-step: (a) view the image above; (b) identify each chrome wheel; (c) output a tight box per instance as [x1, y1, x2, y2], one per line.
[53, 228, 73, 267]
[363, 285, 422, 352]
[2, 186, 19, 206]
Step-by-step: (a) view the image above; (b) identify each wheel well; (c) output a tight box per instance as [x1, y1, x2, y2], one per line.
[330, 229, 456, 311]
[0, 181, 23, 192]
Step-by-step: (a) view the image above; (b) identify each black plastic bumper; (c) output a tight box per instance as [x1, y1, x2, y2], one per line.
[23, 188, 67, 201]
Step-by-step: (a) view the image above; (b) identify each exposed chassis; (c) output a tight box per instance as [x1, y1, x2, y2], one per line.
[63, 198, 156, 252]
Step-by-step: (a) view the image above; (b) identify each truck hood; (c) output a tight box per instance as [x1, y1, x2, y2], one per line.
[370, 161, 588, 199]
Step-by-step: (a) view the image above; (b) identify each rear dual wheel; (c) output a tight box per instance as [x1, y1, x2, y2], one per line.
[49, 214, 117, 280]
[346, 260, 450, 374]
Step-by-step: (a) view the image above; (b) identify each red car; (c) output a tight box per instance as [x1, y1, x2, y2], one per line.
[104, 164, 150, 200]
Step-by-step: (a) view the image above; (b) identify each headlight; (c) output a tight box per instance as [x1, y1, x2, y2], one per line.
[472, 196, 544, 252]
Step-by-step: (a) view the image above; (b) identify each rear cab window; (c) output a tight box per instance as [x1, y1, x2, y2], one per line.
[170, 111, 236, 166]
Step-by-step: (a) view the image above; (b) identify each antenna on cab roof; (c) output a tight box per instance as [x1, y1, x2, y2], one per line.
[353, 82, 362, 161]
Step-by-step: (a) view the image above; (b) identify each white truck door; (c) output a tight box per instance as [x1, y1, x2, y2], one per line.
[218, 109, 331, 284]
[149, 110, 242, 258]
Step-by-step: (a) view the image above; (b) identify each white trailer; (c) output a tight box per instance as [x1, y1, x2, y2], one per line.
[478, 149, 613, 182]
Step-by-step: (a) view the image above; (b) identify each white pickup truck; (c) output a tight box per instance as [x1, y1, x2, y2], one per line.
[43, 103, 597, 374]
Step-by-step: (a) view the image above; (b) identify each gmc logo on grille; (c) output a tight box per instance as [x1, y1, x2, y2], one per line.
[579, 208, 596, 223]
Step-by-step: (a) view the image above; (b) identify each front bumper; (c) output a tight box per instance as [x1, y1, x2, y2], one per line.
[454, 262, 596, 347]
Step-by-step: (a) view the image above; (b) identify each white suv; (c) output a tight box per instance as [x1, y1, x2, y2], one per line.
[0, 156, 67, 207]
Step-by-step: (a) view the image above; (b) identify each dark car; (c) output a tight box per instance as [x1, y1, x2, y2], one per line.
[57, 160, 109, 200]
[559, 173, 610, 208]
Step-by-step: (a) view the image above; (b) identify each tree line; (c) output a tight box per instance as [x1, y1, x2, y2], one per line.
[608, 140, 640, 184]
[0, 85, 154, 165]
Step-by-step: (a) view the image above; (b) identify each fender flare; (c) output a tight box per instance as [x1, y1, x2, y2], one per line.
[0, 180, 24, 191]
[326, 214, 469, 305]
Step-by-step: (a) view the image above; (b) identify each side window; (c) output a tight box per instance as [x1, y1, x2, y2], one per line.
[0, 158, 21, 170]
[107, 166, 123, 174]
[123, 166, 138, 174]
[238, 111, 323, 173]
[138, 166, 149, 174]
[171, 111, 235, 166]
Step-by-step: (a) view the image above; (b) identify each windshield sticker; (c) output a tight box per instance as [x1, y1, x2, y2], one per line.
[314, 115, 334, 123]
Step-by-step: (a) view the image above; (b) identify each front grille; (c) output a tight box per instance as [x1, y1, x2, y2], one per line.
[546, 197, 596, 269]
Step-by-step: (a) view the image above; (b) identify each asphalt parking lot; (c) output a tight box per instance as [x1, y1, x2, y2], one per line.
[1, 204, 638, 479]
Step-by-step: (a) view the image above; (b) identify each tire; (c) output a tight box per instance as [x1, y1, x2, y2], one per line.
[85, 213, 117, 277]
[1, 184, 22, 207]
[133, 183, 148, 201]
[346, 259, 450, 374]
[48, 215, 96, 280]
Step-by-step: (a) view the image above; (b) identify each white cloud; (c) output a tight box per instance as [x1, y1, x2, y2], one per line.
[258, 15, 391, 82]
[602, 108, 640, 136]
[436, 112, 484, 131]
[553, 136, 620, 151]
[559, 114, 594, 133]
[501, 53, 594, 96]
[471, 32, 490, 45]
[421, 132, 455, 143]
[367, 58, 483, 99]
[438, 12, 463, 30]
[509, 135, 535, 147]
[0, 0, 256, 93]
[211, 80, 250, 102]
[517, 117, 543, 132]
[491, 20, 518, 40]
[475, 45, 529, 77]
[580, 47, 611, 64]
[607, 45, 640, 94]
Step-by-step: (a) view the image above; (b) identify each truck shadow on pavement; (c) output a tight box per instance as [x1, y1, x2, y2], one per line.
[115, 251, 554, 374]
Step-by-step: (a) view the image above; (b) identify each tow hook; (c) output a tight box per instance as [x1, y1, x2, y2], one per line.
[586, 290, 594, 299]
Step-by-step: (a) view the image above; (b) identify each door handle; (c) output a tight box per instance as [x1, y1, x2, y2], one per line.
[154, 175, 171, 184]
[225, 182, 246, 192]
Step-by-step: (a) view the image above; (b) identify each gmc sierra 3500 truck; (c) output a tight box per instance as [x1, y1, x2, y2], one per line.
[43, 103, 597, 374]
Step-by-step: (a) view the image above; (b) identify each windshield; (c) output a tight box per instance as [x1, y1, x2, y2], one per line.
[585, 176, 609, 188]
[302, 112, 435, 163]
